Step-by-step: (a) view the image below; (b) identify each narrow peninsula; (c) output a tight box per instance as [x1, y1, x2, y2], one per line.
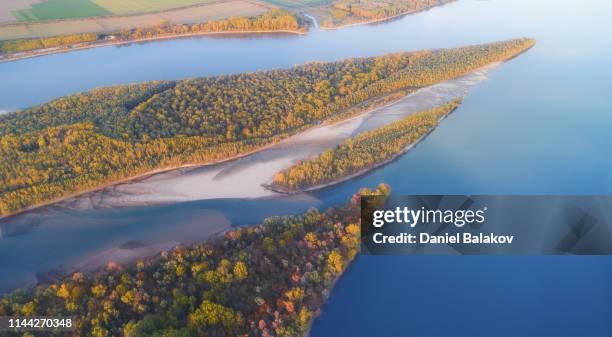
[270, 99, 461, 192]
[0, 38, 535, 216]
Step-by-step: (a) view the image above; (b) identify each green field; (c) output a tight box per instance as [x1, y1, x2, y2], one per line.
[13, 0, 112, 21]
[93, 0, 216, 15]
[12, 0, 222, 22]
[9, 0, 328, 22]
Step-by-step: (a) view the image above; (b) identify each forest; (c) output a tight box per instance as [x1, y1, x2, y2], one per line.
[0, 9, 303, 55]
[271, 99, 461, 190]
[0, 38, 535, 215]
[113, 9, 304, 41]
[321, 0, 455, 27]
[0, 184, 389, 337]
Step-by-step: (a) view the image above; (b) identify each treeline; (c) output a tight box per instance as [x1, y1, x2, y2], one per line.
[114, 9, 304, 42]
[0, 9, 303, 55]
[323, 0, 454, 27]
[0, 39, 535, 215]
[272, 99, 461, 190]
[0, 33, 99, 54]
[0, 184, 390, 337]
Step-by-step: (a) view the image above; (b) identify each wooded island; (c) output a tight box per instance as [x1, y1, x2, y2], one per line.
[0, 38, 535, 216]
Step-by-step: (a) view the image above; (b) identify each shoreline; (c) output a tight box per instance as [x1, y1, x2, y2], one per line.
[32, 224, 230, 290]
[265, 106, 458, 195]
[0, 29, 306, 64]
[321, 9, 421, 30]
[0, 1, 457, 63]
[304, 253, 358, 337]
[0, 140, 281, 220]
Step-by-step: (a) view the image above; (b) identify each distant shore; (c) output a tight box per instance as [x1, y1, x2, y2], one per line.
[321, 8, 423, 30]
[0, 2, 455, 63]
[0, 28, 306, 64]
[320, 1, 455, 30]
[0, 0, 461, 64]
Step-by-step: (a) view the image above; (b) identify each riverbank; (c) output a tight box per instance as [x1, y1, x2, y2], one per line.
[321, 9, 422, 30]
[319, 1, 455, 30]
[34, 209, 232, 287]
[0, 1, 457, 64]
[0, 139, 279, 220]
[0, 28, 306, 64]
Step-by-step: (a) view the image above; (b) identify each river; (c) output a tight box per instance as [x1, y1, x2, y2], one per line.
[2, 0, 612, 336]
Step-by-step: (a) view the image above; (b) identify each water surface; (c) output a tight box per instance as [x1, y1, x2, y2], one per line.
[2, 1, 612, 336]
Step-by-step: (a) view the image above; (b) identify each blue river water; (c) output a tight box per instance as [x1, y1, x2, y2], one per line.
[308, 1, 612, 336]
[1, 0, 612, 336]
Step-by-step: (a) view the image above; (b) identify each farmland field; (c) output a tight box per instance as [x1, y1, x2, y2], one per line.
[262, 0, 330, 9]
[10, 0, 239, 22]
[0, 0, 39, 23]
[12, 0, 112, 21]
[0, 0, 272, 40]
[92, 0, 217, 16]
